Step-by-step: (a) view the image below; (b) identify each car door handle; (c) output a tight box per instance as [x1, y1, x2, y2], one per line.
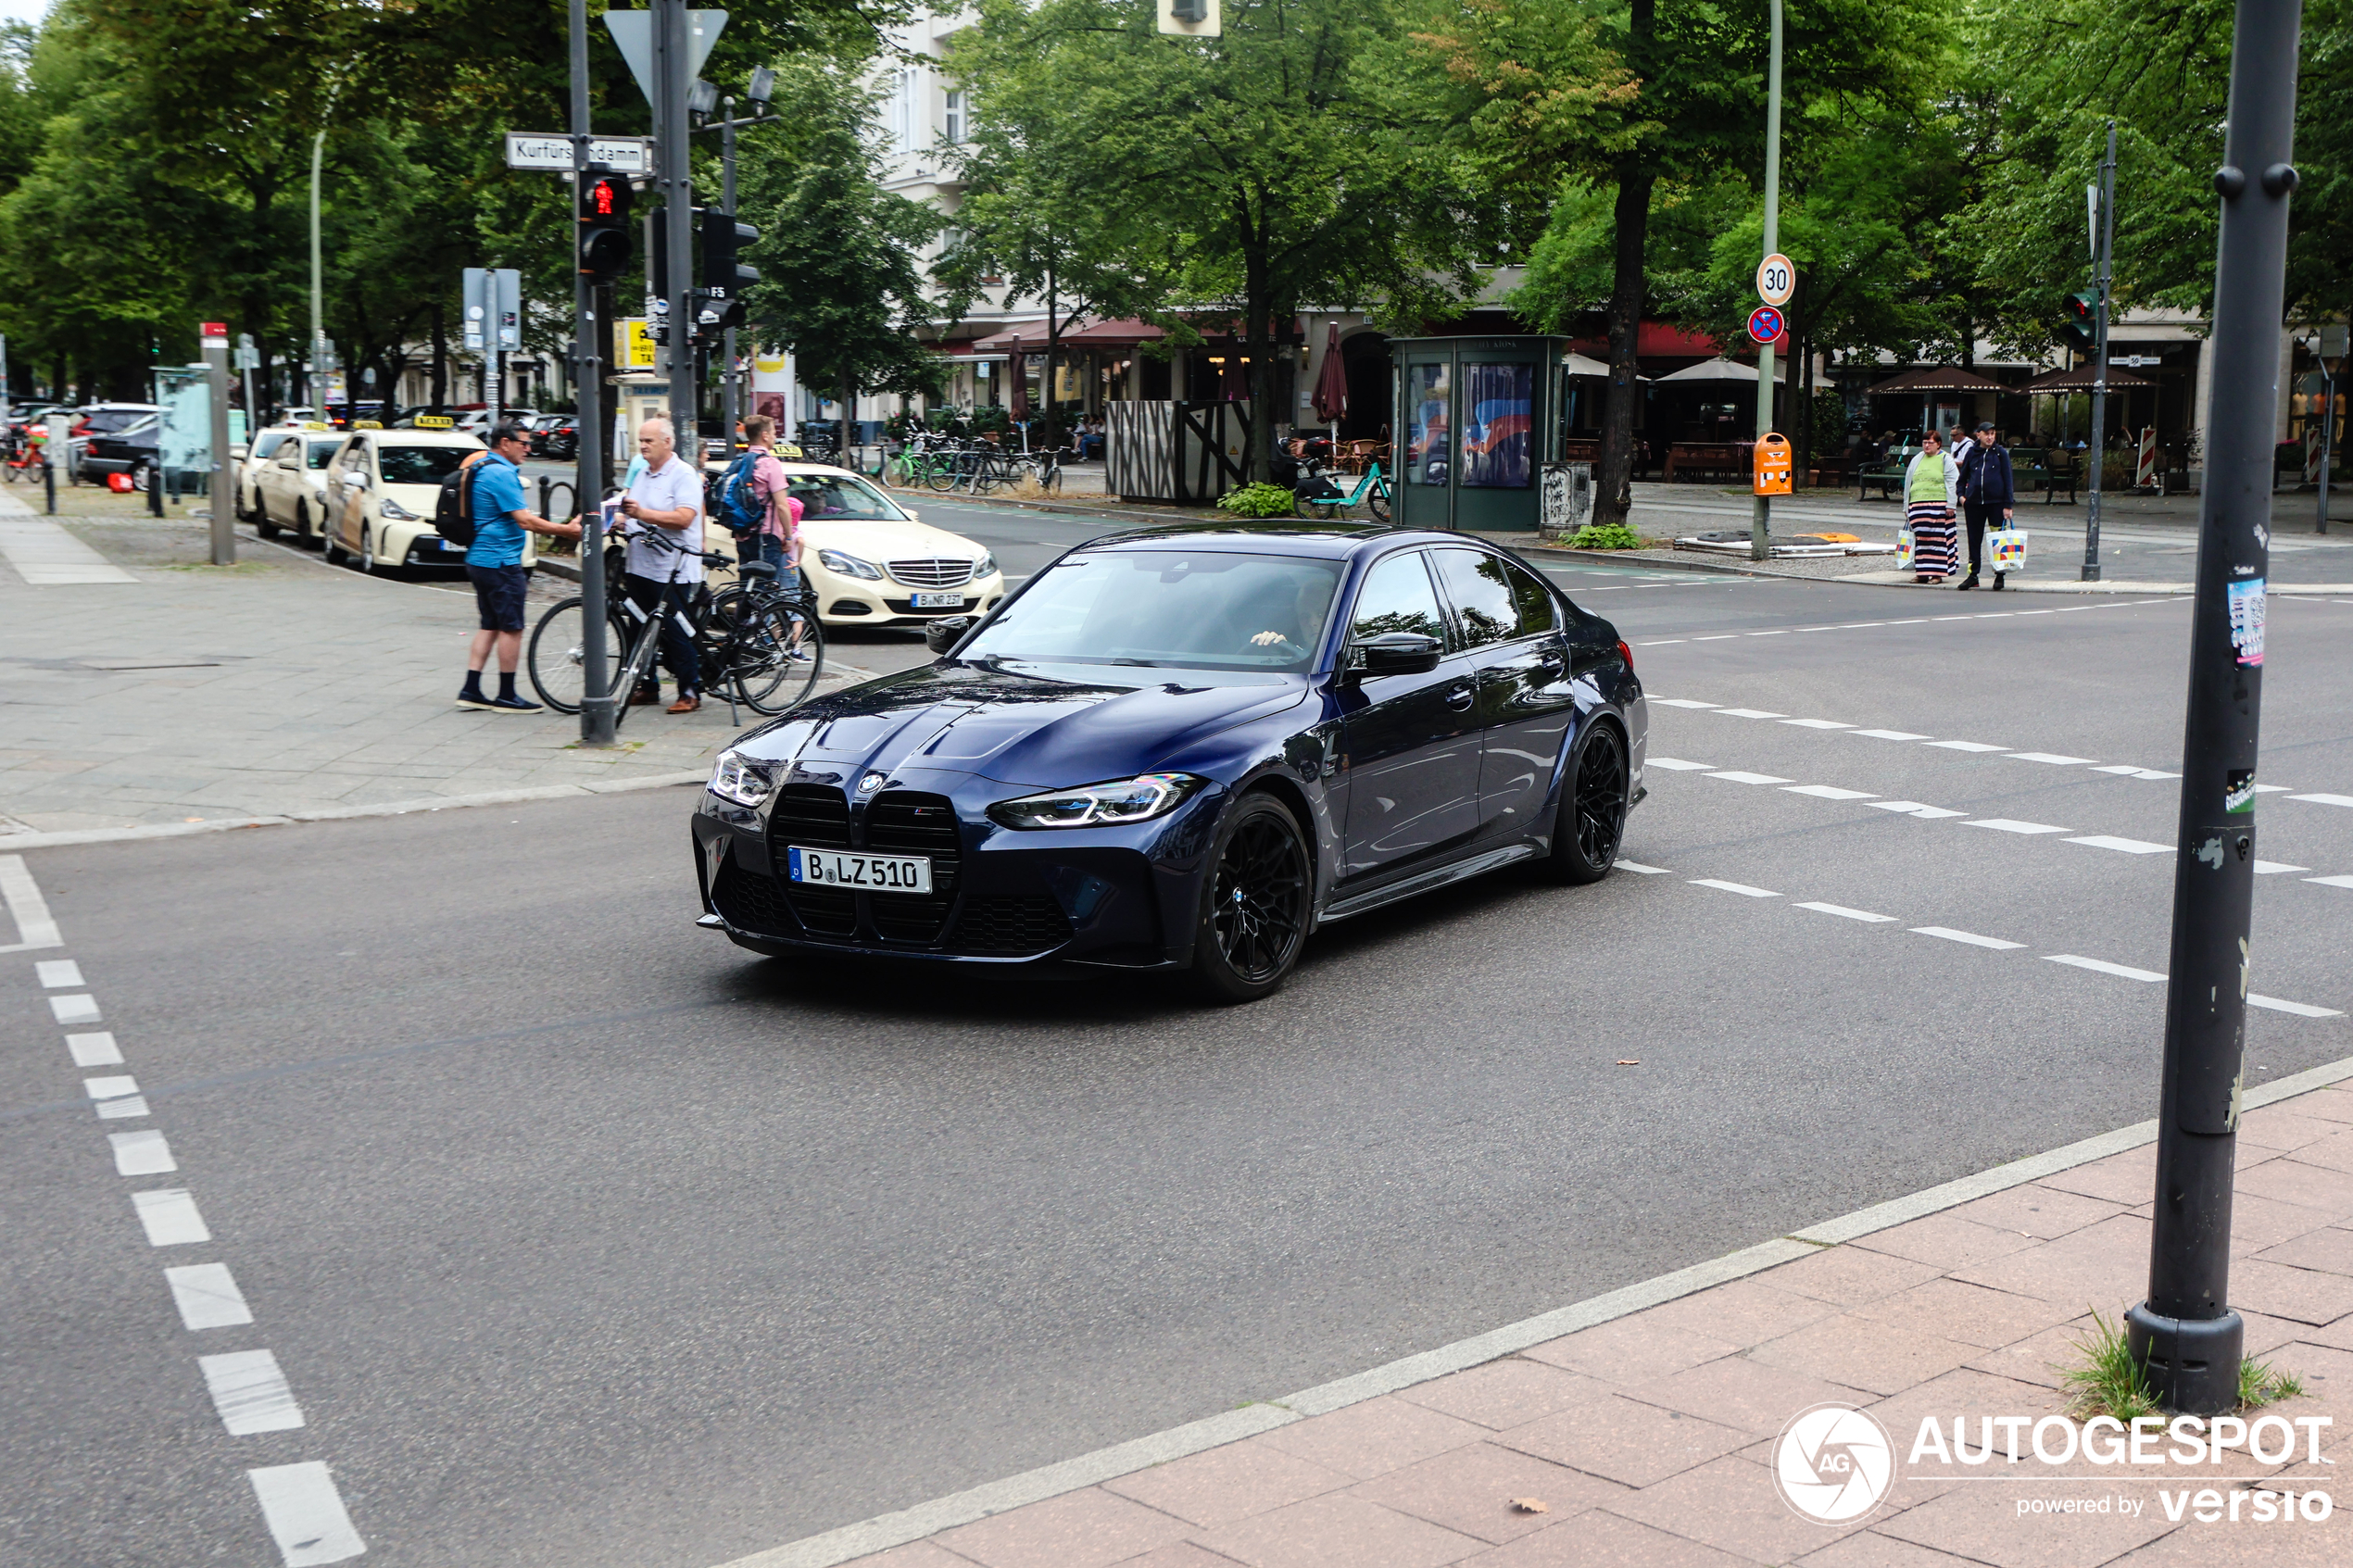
[1444, 681, 1475, 710]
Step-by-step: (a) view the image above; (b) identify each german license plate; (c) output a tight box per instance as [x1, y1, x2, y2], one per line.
[786, 847, 933, 893]
[912, 592, 965, 608]
[439, 536, 465, 552]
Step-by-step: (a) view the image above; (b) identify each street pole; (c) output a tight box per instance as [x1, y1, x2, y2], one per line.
[2082, 121, 2118, 581]
[310, 129, 328, 416]
[1748, 0, 1783, 563]
[2125, 0, 2301, 1417]
[659, 0, 697, 437]
[2317, 348, 2335, 535]
[571, 0, 615, 746]
[203, 326, 235, 565]
[720, 94, 739, 462]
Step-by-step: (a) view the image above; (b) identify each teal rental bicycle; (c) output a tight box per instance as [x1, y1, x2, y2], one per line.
[1294, 460, 1390, 522]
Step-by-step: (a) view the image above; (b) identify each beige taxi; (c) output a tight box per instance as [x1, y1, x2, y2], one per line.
[321, 429, 521, 574]
[251, 430, 349, 544]
[714, 462, 1005, 627]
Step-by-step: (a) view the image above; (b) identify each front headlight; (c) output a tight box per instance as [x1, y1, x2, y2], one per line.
[379, 495, 420, 521]
[988, 772, 1210, 830]
[818, 548, 883, 581]
[974, 550, 998, 579]
[709, 748, 778, 809]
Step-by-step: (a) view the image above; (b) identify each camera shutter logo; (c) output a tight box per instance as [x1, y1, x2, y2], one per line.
[1773, 1403, 1895, 1524]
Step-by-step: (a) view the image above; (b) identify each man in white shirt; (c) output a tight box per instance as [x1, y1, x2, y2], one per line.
[619, 416, 708, 713]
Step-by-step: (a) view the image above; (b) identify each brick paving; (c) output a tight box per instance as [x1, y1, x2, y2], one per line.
[0, 495, 862, 834]
[831, 1084, 2353, 1568]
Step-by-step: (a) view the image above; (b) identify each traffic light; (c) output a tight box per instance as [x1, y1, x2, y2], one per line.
[699, 207, 761, 332]
[2058, 288, 2098, 350]
[577, 173, 634, 283]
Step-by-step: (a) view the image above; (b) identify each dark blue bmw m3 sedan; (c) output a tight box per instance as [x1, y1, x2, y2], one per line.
[691, 522, 1648, 1001]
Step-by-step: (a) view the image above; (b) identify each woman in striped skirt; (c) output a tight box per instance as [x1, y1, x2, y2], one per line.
[1904, 430, 1962, 583]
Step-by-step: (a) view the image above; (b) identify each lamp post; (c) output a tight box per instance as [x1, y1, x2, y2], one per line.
[1748, 0, 1783, 563]
[2124, 0, 2302, 1416]
[2082, 121, 2117, 581]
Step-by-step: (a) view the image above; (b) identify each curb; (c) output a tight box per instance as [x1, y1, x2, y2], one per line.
[712, 1053, 2353, 1568]
[0, 771, 709, 852]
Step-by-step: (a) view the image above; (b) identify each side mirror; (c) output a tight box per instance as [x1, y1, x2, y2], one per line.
[1352, 631, 1444, 678]
[925, 616, 975, 654]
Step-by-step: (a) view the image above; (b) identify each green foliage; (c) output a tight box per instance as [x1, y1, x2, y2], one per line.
[2240, 1356, 2303, 1409]
[1216, 483, 1298, 519]
[2059, 1309, 2158, 1423]
[1567, 522, 1643, 549]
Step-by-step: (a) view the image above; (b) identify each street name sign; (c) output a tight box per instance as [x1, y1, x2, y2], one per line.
[1746, 305, 1785, 345]
[1755, 253, 1795, 307]
[505, 133, 651, 174]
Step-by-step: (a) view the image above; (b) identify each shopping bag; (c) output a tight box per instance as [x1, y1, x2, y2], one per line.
[1985, 528, 2027, 572]
[1894, 528, 1915, 571]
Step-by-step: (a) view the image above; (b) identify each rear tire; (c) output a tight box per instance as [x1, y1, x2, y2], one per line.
[1365, 483, 1391, 523]
[1541, 721, 1627, 884]
[314, 508, 346, 564]
[1189, 793, 1312, 1005]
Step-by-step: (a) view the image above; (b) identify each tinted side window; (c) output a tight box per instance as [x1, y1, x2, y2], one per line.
[1503, 558, 1558, 635]
[1348, 551, 1446, 645]
[1430, 547, 1519, 649]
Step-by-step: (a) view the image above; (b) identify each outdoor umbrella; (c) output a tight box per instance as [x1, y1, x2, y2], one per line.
[1313, 324, 1348, 432]
[2020, 364, 2153, 393]
[1559, 351, 1613, 378]
[1656, 357, 1786, 383]
[1863, 366, 2005, 395]
[1008, 336, 1028, 424]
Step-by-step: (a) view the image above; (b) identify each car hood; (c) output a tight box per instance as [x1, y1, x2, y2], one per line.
[799, 516, 987, 562]
[737, 661, 1308, 788]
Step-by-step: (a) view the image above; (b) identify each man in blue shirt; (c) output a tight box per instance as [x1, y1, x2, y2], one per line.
[459, 421, 582, 711]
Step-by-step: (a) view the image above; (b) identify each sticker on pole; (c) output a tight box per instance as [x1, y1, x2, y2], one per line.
[2227, 577, 2265, 666]
[1747, 306, 1785, 345]
[1755, 253, 1795, 307]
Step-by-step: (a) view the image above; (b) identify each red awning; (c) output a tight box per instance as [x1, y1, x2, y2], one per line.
[1563, 321, 1722, 360]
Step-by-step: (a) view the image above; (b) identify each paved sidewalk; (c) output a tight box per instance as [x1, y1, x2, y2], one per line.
[804, 1078, 2353, 1568]
[0, 495, 817, 836]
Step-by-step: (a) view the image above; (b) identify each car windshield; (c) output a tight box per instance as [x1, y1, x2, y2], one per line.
[81, 408, 156, 433]
[786, 474, 907, 521]
[304, 441, 341, 468]
[961, 549, 1344, 671]
[378, 445, 472, 484]
[250, 433, 292, 460]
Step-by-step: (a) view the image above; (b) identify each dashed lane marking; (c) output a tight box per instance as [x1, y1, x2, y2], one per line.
[1780, 718, 1851, 730]
[1867, 801, 1966, 818]
[2251, 995, 2347, 1018]
[2064, 835, 2172, 855]
[2047, 954, 2166, 982]
[1911, 926, 2027, 950]
[1784, 784, 1877, 800]
[1614, 860, 1672, 874]
[1852, 729, 1930, 741]
[36, 959, 82, 986]
[2290, 794, 2353, 809]
[132, 1188, 212, 1247]
[199, 1349, 306, 1435]
[1795, 901, 1896, 922]
[1717, 708, 1786, 719]
[248, 1462, 366, 1567]
[48, 993, 101, 1025]
[2007, 752, 2100, 766]
[1707, 771, 1794, 785]
[2308, 875, 2353, 890]
[66, 1031, 121, 1066]
[1925, 740, 2008, 753]
[1690, 879, 1780, 897]
[109, 1128, 176, 1175]
[1643, 758, 1715, 771]
[0, 854, 64, 951]
[167, 1263, 256, 1331]
[1962, 819, 2073, 835]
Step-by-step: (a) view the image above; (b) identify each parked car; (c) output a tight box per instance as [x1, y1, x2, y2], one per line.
[530, 415, 579, 460]
[691, 522, 1647, 1000]
[234, 426, 309, 524]
[699, 459, 1007, 628]
[251, 431, 350, 543]
[322, 428, 510, 574]
[81, 418, 161, 485]
[69, 403, 162, 480]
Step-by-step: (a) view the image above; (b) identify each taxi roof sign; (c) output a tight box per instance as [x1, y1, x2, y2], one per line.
[415, 415, 455, 429]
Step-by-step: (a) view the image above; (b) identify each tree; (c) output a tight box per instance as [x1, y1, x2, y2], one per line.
[1407, 0, 1926, 524]
[952, 0, 1488, 481]
[738, 59, 954, 454]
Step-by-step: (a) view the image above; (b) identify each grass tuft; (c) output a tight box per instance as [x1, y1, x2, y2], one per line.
[2059, 1309, 2158, 1421]
[2240, 1356, 2304, 1408]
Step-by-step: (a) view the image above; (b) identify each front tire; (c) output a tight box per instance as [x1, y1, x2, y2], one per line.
[1541, 721, 1628, 884]
[1190, 793, 1312, 1004]
[359, 526, 381, 574]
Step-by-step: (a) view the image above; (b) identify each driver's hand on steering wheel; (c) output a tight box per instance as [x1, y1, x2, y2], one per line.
[1250, 630, 1294, 648]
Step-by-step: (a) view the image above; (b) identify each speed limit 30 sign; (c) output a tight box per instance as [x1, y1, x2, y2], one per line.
[1756, 252, 1795, 307]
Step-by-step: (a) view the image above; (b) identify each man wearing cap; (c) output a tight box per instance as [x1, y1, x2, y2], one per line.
[1957, 422, 2015, 591]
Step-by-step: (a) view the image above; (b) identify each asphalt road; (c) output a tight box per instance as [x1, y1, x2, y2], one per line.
[6, 528, 2353, 1567]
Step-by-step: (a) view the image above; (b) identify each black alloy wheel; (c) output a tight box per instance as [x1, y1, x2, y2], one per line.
[1542, 721, 1627, 885]
[1192, 794, 1311, 1004]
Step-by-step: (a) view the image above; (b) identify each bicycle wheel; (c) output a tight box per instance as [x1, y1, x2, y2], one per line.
[1366, 479, 1391, 522]
[609, 620, 664, 730]
[526, 596, 628, 715]
[1038, 463, 1062, 494]
[927, 458, 959, 492]
[723, 590, 825, 714]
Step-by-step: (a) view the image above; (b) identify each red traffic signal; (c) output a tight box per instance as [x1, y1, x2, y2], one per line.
[577, 175, 634, 283]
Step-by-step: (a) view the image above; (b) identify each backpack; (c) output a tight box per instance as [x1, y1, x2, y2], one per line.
[434, 456, 486, 548]
[714, 450, 767, 539]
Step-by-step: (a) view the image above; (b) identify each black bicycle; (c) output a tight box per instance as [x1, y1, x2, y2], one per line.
[526, 529, 824, 721]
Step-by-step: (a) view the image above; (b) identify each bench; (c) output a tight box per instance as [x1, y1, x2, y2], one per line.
[1665, 441, 1749, 483]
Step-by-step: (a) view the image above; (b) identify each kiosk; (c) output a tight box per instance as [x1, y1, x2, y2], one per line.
[1391, 335, 1579, 533]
